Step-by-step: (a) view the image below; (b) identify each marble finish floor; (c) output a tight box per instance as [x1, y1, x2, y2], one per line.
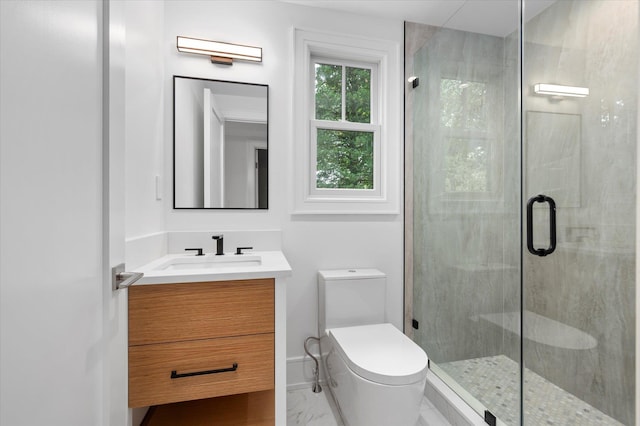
[439, 355, 623, 426]
[287, 387, 451, 426]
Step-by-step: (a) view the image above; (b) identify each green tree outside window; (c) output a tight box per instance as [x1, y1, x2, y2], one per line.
[314, 63, 373, 189]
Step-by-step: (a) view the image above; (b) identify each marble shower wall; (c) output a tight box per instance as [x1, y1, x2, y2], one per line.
[522, 1, 637, 424]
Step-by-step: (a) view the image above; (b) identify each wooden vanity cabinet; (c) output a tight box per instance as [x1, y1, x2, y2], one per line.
[128, 278, 275, 425]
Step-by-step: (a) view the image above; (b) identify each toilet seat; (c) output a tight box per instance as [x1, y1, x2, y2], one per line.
[328, 323, 429, 386]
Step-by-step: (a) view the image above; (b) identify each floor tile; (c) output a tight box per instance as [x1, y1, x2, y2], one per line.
[287, 387, 451, 426]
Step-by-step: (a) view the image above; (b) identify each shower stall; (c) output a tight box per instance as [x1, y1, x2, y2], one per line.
[405, 1, 636, 425]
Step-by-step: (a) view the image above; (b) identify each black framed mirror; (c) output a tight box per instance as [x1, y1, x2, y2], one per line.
[173, 76, 268, 209]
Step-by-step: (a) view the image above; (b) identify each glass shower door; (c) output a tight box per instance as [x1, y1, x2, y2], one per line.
[521, 1, 636, 424]
[406, 1, 523, 422]
[407, 1, 636, 424]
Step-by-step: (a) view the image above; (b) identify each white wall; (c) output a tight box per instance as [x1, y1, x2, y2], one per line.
[125, 1, 165, 239]
[174, 77, 205, 207]
[224, 122, 266, 208]
[124, 6, 165, 422]
[163, 0, 405, 363]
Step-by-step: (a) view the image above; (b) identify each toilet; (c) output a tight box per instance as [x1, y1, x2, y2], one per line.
[318, 269, 429, 426]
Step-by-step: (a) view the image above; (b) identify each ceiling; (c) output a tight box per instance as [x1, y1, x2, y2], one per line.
[279, 0, 556, 37]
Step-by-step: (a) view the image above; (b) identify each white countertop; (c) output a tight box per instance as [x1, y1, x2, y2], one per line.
[133, 250, 292, 285]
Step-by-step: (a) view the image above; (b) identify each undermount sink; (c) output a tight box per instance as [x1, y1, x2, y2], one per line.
[156, 255, 262, 271]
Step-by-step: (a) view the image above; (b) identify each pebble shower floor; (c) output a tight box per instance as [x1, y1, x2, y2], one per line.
[439, 355, 622, 426]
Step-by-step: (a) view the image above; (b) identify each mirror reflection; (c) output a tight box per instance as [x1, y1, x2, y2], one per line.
[174, 76, 268, 209]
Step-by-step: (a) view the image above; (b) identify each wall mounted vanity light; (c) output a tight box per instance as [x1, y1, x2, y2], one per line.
[176, 36, 262, 65]
[534, 83, 589, 98]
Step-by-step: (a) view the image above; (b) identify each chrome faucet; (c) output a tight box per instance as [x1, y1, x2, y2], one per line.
[212, 234, 224, 255]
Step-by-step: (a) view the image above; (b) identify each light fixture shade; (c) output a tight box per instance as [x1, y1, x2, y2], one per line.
[177, 36, 262, 64]
[534, 83, 589, 97]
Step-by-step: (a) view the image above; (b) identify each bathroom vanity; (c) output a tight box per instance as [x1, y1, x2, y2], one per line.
[129, 251, 291, 425]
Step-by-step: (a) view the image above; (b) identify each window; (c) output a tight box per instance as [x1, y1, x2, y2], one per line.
[312, 59, 379, 193]
[293, 29, 401, 214]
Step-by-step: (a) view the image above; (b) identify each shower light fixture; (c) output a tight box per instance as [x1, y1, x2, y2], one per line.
[177, 36, 262, 65]
[534, 83, 589, 98]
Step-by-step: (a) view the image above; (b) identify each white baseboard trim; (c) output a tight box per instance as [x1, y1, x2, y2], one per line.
[287, 354, 324, 391]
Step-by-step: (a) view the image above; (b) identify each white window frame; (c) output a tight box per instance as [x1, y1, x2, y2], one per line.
[293, 28, 401, 214]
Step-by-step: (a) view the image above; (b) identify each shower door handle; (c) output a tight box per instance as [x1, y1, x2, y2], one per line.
[526, 194, 556, 257]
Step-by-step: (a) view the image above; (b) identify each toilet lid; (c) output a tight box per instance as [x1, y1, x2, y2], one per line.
[328, 323, 429, 386]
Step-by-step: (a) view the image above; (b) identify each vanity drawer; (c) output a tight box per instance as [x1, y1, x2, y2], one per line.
[128, 278, 274, 345]
[129, 333, 274, 407]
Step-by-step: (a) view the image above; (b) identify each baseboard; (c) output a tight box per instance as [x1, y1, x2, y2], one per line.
[287, 354, 324, 390]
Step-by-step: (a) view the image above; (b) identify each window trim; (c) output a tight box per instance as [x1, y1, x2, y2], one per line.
[293, 28, 401, 214]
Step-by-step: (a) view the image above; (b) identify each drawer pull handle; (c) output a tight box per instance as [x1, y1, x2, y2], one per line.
[170, 363, 238, 379]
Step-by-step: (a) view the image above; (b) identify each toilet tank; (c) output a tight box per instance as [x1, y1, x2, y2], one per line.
[318, 269, 386, 333]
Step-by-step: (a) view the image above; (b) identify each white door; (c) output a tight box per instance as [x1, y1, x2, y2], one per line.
[0, 1, 129, 425]
[104, 1, 130, 424]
